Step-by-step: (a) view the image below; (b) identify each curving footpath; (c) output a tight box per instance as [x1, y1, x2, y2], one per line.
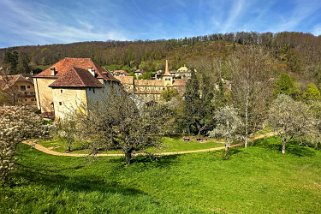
[22, 132, 276, 157]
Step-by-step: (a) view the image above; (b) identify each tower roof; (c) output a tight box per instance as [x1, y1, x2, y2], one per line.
[163, 59, 171, 76]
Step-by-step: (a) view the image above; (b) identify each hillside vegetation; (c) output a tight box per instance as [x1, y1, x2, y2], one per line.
[1, 32, 321, 85]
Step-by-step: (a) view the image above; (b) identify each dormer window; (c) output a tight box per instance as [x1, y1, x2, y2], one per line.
[88, 67, 96, 77]
[50, 67, 56, 76]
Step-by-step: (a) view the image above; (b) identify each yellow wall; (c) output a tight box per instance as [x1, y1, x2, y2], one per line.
[33, 78, 55, 113]
[52, 88, 88, 120]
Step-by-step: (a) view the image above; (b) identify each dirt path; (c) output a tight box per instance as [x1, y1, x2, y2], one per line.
[22, 132, 276, 157]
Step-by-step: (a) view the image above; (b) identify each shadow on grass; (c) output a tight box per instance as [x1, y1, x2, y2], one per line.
[252, 137, 316, 157]
[132, 154, 179, 167]
[13, 166, 147, 196]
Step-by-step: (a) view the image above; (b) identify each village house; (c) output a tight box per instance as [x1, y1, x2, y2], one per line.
[171, 64, 193, 79]
[33, 57, 120, 119]
[115, 60, 189, 102]
[0, 74, 36, 105]
[112, 70, 129, 76]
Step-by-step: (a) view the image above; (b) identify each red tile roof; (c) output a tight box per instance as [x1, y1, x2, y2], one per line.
[114, 76, 134, 85]
[113, 70, 129, 76]
[35, 57, 118, 82]
[0, 74, 33, 90]
[49, 67, 104, 88]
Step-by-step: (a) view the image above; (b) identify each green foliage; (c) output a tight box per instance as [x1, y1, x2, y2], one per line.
[303, 83, 321, 101]
[141, 71, 154, 80]
[3, 51, 18, 73]
[181, 71, 216, 135]
[182, 71, 201, 134]
[161, 89, 179, 102]
[273, 73, 301, 99]
[17, 52, 31, 74]
[1, 140, 321, 213]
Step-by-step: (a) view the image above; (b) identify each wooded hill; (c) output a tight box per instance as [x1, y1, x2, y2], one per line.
[1, 32, 321, 85]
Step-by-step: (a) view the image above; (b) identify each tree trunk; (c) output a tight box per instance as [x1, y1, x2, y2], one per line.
[125, 151, 132, 165]
[244, 85, 249, 148]
[282, 137, 286, 154]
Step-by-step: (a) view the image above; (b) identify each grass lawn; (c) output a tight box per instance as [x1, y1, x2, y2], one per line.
[1, 137, 321, 213]
[37, 137, 224, 154]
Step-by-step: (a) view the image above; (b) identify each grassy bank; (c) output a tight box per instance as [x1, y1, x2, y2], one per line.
[1, 137, 321, 213]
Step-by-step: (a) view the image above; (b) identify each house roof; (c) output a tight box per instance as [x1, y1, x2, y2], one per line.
[135, 79, 164, 86]
[0, 74, 33, 90]
[49, 67, 104, 88]
[35, 57, 118, 82]
[115, 76, 134, 85]
[177, 64, 190, 73]
[113, 70, 128, 76]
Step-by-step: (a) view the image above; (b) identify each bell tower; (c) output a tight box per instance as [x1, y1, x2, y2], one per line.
[162, 60, 173, 86]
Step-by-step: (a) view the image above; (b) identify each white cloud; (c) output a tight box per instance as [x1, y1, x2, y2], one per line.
[266, 0, 321, 32]
[0, 0, 128, 46]
[222, 0, 246, 32]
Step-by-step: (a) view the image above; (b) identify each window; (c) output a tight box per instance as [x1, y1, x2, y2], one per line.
[20, 85, 26, 91]
[27, 86, 31, 89]
[59, 102, 62, 106]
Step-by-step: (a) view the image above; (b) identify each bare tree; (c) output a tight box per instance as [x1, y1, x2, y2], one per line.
[56, 119, 78, 152]
[75, 90, 171, 164]
[208, 106, 243, 157]
[228, 46, 273, 147]
[268, 95, 316, 154]
[0, 67, 19, 105]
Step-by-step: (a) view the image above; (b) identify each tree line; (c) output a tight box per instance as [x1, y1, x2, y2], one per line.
[1, 31, 321, 85]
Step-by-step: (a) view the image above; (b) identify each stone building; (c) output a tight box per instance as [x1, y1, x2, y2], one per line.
[33, 57, 120, 119]
[115, 60, 188, 102]
[0, 74, 36, 105]
[171, 64, 193, 79]
[112, 70, 129, 76]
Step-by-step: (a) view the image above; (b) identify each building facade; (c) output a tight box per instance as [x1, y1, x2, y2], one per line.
[0, 74, 36, 105]
[115, 60, 189, 102]
[33, 58, 120, 119]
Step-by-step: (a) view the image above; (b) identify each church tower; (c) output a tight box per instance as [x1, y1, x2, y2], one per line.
[162, 60, 173, 86]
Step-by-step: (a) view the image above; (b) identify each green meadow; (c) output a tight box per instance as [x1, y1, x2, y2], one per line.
[1, 137, 321, 213]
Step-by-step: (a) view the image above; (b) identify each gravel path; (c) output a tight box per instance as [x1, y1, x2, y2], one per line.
[22, 132, 276, 157]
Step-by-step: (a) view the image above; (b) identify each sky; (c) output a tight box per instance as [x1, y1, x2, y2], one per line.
[1, 0, 321, 48]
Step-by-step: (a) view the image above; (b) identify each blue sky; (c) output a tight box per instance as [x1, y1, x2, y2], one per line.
[1, 0, 321, 48]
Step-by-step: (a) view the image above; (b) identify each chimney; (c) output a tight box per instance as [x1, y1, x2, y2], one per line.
[50, 67, 56, 76]
[88, 67, 96, 77]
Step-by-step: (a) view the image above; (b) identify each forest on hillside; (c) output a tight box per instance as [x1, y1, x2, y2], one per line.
[1, 31, 321, 85]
